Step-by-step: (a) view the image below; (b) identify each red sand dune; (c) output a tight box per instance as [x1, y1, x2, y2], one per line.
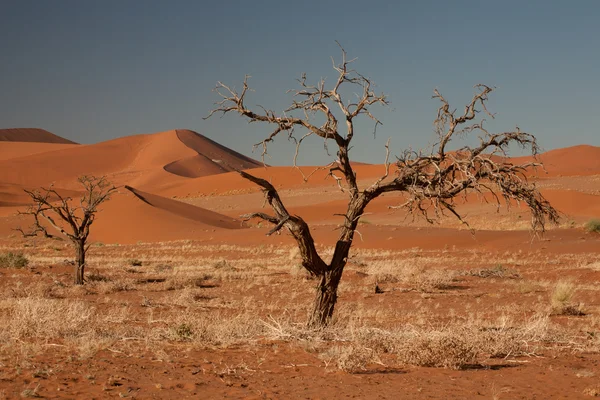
[90, 189, 245, 244]
[0, 129, 261, 190]
[158, 163, 394, 198]
[0, 128, 77, 144]
[0, 184, 91, 217]
[164, 130, 262, 178]
[511, 145, 600, 177]
[0, 183, 34, 208]
[124, 185, 242, 229]
[0, 142, 78, 161]
[0, 126, 597, 244]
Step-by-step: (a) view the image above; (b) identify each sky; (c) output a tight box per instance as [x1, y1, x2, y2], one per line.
[1, 0, 599, 165]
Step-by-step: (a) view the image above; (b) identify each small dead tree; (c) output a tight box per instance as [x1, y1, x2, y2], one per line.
[18, 176, 117, 285]
[206, 45, 559, 328]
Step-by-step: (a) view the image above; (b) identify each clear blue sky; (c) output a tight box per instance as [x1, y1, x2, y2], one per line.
[1, 0, 598, 165]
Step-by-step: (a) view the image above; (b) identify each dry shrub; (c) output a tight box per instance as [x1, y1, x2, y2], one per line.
[94, 279, 135, 294]
[128, 258, 143, 267]
[158, 312, 265, 347]
[351, 315, 555, 370]
[20, 384, 41, 399]
[475, 314, 551, 358]
[0, 252, 29, 269]
[162, 273, 217, 291]
[320, 345, 381, 372]
[395, 327, 478, 369]
[169, 287, 212, 306]
[411, 268, 457, 292]
[365, 260, 409, 283]
[584, 219, 600, 233]
[462, 265, 520, 279]
[3, 298, 94, 340]
[3, 281, 63, 299]
[86, 271, 111, 282]
[352, 327, 397, 354]
[584, 386, 600, 397]
[551, 280, 585, 316]
[154, 263, 173, 272]
[366, 260, 456, 291]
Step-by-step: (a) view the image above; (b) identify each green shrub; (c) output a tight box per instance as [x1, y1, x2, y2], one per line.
[0, 252, 29, 269]
[584, 219, 600, 233]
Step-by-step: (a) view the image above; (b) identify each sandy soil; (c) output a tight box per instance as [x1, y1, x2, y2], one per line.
[0, 129, 599, 399]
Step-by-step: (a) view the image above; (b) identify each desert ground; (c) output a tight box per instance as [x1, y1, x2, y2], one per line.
[0, 128, 599, 399]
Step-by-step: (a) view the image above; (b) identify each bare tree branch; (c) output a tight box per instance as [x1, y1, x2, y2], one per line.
[17, 176, 118, 284]
[206, 45, 558, 328]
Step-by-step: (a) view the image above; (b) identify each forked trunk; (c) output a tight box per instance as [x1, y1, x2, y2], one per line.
[74, 240, 86, 285]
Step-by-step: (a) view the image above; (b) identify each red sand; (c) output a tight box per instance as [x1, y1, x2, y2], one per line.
[0, 142, 78, 161]
[0, 130, 598, 243]
[512, 144, 600, 177]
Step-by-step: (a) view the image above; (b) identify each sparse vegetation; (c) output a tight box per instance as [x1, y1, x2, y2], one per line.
[128, 258, 142, 267]
[0, 252, 29, 269]
[0, 240, 596, 397]
[462, 265, 520, 279]
[550, 280, 585, 316]
[585, 219, 600, 233]
[17, 175, 117, 284]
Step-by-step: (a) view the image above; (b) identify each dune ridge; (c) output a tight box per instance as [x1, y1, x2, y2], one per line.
[163, 129, 262, 178]
[0, 128, 77, 144]
[124, 185, 243, 229]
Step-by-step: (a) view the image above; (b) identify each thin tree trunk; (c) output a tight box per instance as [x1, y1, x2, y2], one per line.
[74, 240, 85, 285]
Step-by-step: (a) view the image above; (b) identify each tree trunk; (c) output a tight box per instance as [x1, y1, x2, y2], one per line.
[307, 240, 352, 328]
[308, 268, 343, 328]
[74, 240, 85, 285]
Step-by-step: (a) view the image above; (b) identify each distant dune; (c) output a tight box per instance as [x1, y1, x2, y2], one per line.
[511, 144, 600, 177]
[0, 128, 77, 144]
[164, 129, 262, 178]
[0, 142, 79, 161]
[0, 127, 597, 243]
[0, 129, 262, 190]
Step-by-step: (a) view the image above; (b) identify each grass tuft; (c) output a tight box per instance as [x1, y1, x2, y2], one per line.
[550, 280, 585, 316]
[584, 219, 600, 233]
[0, 252, 29, 269]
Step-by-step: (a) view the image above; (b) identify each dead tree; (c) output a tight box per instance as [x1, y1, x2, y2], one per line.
[18, 176, 117, 285]
[206, 46, 559, 328]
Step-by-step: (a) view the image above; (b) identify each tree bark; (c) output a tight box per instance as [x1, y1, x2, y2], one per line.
[308, 239, 353, 328]
[74, 240, 85, 285]
[309, 269, 343, 328]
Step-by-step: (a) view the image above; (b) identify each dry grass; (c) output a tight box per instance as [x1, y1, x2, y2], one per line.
[320, 344, 382, 372]
[365, 259, 457, 292]
[0, 252, 29, 269]
[584, 219, 600, 233]
[0, 240, 597, 375]
[551, 280, 585, 316]
[461, 265, 520, 279]
[584, 386, 600, 397]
